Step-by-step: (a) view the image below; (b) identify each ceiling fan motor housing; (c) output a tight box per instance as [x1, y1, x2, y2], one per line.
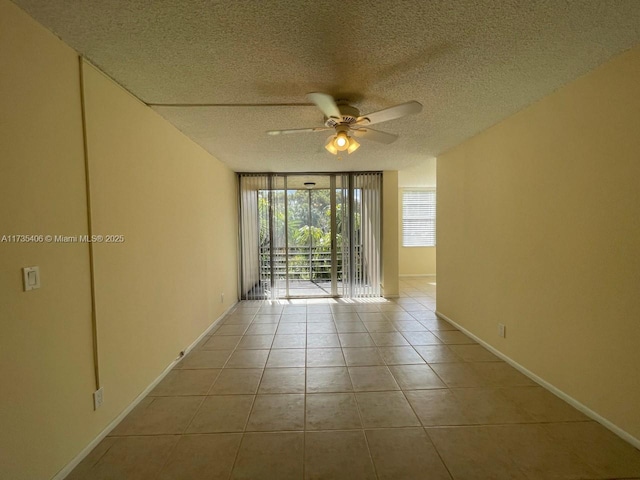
[324, 103, 361, 127]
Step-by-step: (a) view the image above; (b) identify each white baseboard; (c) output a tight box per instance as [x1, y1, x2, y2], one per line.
[435, 310, 640, 450]
[177, 302, 238, 360]
[399, 274, 436, 278]
[53, 302, 237, 480]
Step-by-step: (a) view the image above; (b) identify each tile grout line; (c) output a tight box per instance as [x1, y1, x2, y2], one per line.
[154, 433, 185, 478]
[422, 427, 456, 480]
[349, 365, 381, 480]
[302, 307, 308, 480]
[227, 305, 276, 478]
[182, 304, 258, 454]
[367, 299, 451, 478]
[337, 311, 383, 477]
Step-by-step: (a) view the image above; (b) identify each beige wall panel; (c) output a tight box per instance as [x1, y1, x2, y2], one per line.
[437, 45, 640, 440]
[382, 171, 399, 296]
[0, 1, 96, 478]
[399, 246, 436, 276]
[398, 160, 437, 276]
[83, 63, 238, 417]
[0, 2, 238, 478]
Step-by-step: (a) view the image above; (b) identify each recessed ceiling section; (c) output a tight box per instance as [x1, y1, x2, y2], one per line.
[152, 104, 434, 172]
[13, 0, 640, 172]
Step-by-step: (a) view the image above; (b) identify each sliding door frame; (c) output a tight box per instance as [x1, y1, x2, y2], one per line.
[238, 172, 382, 300]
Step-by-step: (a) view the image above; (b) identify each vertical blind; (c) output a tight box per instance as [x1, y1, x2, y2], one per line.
[402, 189, 436, 247]
[352, 173, 382, 298]
[238, 174, 268, 300]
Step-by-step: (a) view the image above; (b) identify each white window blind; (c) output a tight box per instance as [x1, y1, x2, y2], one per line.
[402, 189, 436, 247]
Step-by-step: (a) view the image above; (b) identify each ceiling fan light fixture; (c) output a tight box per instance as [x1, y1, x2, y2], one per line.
[325, 137, 339, 155]
[334, 131, 349, 151]
[325, 131, 359, 155]
[267, 93, 422, 157]
[347, 137, 360, 154]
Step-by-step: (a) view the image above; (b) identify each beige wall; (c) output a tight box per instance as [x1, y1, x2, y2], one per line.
[398, 157, 436, 187]
[437, 45, 640, 441]
[0, 2, 95, 478]
[382, 171, 399, 296]
[0, 2, 238, 478]
[84, 63, 238, 417]
[399, 158, 437, 276]
[399, 244, 436, 276]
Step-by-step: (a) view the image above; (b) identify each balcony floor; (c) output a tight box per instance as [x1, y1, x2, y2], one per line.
[246, 279, 350, 299]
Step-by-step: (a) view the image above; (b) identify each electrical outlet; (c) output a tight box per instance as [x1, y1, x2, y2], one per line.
[498, 323, 506, 338]
[93, 387, 104, 410]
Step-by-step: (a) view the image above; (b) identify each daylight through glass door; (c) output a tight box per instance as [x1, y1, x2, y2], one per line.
[239, 173, 381, 300]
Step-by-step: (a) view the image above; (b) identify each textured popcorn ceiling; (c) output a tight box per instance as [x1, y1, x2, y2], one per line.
[13, 0, 640, 172]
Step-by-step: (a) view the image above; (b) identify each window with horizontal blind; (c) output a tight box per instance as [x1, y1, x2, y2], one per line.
[402, 189, 436, 247]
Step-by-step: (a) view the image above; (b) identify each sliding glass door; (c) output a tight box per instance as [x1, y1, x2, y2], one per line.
[239, 173, 381, 300]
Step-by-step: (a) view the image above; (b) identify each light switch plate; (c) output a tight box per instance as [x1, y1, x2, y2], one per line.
[22, 266, 40, 291]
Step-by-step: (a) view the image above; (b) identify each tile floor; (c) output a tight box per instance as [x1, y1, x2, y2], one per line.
[69, 278, 640, 479]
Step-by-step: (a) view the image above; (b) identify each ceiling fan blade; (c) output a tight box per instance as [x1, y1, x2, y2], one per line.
[351, 127, 398, 144]
[306, 92, 341, 119]
[267, 127, 332, 135]
[355, 101, 422, 126]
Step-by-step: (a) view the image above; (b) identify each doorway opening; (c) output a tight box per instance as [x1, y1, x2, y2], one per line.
[239, 173, 381, 300]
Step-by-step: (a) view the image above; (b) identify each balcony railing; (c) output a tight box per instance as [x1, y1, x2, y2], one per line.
[259, 245, 349, 281]
[250, 244, 375, 298]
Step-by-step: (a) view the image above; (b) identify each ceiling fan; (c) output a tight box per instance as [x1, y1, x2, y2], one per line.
[267, 93, 423, 155]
